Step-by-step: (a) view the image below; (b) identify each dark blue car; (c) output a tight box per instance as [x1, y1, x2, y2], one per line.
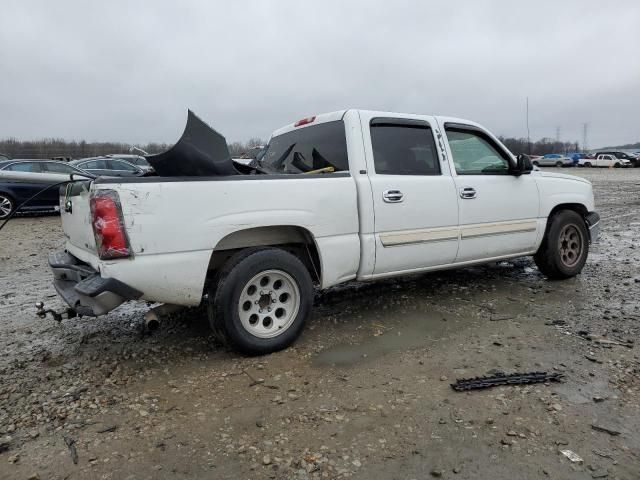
[0, 160, 92, 219]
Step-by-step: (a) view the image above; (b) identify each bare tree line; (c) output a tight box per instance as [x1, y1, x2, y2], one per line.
[0, 135, 632, 162]
[0, 137, 266, 160]
[498, 137, 582, 156]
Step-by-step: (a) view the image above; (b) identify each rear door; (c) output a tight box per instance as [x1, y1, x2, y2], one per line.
[441, 122, 540, 262]
[360, 114, 459, 275]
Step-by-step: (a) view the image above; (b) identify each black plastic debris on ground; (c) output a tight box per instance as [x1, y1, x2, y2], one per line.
[451, 372, 564, 392]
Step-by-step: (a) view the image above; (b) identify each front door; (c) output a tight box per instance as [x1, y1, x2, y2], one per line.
[360, 114, 460, 275]
[441, 123, 540, 263]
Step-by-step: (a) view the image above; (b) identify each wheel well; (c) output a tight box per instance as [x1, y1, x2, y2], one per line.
[206, 226, 321, 285]
[548, 203, 588, 219]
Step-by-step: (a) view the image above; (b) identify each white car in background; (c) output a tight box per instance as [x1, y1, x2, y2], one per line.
[531, 154, 574, 167]
[579, 154, 631, 168]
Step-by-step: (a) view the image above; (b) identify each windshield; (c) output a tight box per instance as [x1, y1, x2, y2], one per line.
[260, 121, 348, 174]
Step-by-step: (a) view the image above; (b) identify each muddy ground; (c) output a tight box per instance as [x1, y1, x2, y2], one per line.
[0, 168, 639, 480]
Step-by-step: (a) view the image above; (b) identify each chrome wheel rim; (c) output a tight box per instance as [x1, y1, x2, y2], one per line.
[238, 269, 300, 339]
[0, 196, 12, 218]
[558, 223, 583, 267]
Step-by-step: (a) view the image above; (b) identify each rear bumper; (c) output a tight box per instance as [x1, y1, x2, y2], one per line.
[49, 251, 142, 316]
[585, 212, 600, 243]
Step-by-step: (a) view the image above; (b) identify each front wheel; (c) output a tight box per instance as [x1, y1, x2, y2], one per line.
[0, 194, 15, 220]
[555, 161, 564, 167]
[532, 161, 539, 167]
[534, 210, 589, 279]
[584, 162, 592, 167]
[208, 247, 313, 355]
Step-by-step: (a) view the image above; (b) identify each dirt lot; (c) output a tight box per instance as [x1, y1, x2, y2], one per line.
[1, 168, 639, 480]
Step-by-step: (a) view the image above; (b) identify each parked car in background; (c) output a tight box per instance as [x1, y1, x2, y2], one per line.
[567, 152, 586, 165]
[104, 154, 154, 173]
[592, 151, 638, 168]
[579, 154, 631, 168]
[70, 157, 145, 177]
[532, 154, 574, 167]
[0, 160, 92, 219]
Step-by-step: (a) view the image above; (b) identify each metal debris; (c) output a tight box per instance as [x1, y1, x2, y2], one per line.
[560, 449, 583, 464]
[63, 435, 78, 465]
[450, 371, 564, 391]
[591, 423, 622, 436]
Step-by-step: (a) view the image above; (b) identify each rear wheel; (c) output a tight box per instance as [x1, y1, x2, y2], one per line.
[534, 210, 589, 279]
[208, 247, 313, 355]
[0, 194, 14, 220]
[555, 161, 563, 167]
[532, 161, 539, 167]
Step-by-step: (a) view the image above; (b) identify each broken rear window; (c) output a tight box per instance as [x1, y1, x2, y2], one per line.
[260, 121, 348, 174]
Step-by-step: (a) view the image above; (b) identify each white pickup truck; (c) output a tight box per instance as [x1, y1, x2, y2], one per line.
[50, 110, 600, 354]
[580, 154, 631, 168]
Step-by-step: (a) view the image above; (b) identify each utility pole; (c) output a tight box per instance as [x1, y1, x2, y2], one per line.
[582, 122, 589, 152]
[526, 97, 531, 154]
[555, 126, 561, 143]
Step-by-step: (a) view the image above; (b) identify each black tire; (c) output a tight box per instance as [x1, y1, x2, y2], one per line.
[532, 161, 539, 167]
[208, 247, 313, 355]
[584, 162, 592, 168]
[534, 210, 589, 279]
[614, 162, 621, 168]
[0, 193, 15, 220]
[555, 161, 563, 167]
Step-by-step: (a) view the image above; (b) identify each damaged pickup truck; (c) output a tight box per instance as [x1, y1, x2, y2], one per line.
[49, 110, 600, 354]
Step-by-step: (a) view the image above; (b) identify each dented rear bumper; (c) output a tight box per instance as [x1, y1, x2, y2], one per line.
[49, 251, 142, 316]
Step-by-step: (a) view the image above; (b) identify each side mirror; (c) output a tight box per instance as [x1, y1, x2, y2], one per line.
[513, 154, 533, 176]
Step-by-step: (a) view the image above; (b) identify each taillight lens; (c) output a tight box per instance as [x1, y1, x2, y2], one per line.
[90, 190, 131, 260]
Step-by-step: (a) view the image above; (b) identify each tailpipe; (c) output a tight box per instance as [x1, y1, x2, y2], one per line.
[143, 304, 184, 331]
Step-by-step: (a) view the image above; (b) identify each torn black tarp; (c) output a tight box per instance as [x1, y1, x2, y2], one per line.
[145, 110, 236, 177]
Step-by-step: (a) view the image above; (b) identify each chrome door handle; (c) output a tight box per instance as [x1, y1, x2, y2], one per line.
[459, 187, 477, 199]
[383, 189, 404, 203]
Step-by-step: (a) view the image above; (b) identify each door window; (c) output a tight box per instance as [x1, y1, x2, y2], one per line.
[108, 160, 138, 172]
[43, 162, 75, 174]
[370, 122, 440, 175]
[446, 129, 511, 175]
[6, 162, 41, 172]
[81, 159, 108, 170]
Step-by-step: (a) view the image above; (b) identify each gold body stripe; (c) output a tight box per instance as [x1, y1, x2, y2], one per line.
[379, 219, 538, 247]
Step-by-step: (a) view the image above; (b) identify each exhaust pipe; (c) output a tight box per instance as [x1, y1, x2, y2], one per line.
[143, 304, 184, 331]
[144, 311, 160, 331]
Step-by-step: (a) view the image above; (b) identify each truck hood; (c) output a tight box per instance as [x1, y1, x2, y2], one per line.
[145, 110, 237, 177]
[534, 171, 591, 185]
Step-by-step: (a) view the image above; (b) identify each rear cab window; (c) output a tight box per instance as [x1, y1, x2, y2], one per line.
[260, 121, 348, 174]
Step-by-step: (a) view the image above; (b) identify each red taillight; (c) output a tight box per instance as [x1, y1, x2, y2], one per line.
[90, 190, 131, 260]
[294, 116, 316, 127]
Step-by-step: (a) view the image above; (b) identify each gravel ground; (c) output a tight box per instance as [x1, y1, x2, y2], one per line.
[0, 168, 639, 480]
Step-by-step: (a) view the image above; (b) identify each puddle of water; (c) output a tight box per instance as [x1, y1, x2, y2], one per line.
[313, 308, 472, 367]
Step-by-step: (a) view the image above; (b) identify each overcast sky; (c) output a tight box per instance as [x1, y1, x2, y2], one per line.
[1, 0, 639, 147]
